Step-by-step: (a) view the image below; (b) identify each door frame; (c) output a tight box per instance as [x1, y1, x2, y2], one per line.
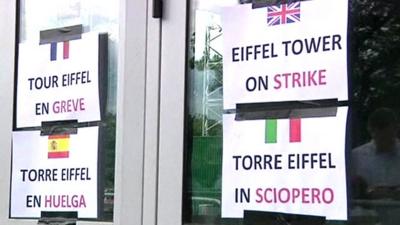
[156, 0, 188, 225]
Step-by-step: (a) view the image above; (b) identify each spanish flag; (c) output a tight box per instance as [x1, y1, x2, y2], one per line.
[48, 134, 70, 158]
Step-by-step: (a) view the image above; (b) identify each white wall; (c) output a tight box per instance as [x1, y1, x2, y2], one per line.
[0, 0, 18, 224]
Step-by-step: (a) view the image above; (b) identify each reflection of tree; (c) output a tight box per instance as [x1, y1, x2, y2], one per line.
[190, 114, 222, 136]
[103, 113, 116, 189]
[101, 36, 117, 221]
[187, 115, 222, 200]
[191, 135, 222, 191]
[107, 38, 118, 114]
[188, 21, 224, 136]
[194, 54, 223, 93]
[351, 0, 400, 145]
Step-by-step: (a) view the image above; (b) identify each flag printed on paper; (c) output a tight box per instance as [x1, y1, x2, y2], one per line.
[267, 2, 301, 26]
[50, 41, 70, 61]
[48, 134, 70, 158]
[265, 118, 301, 143]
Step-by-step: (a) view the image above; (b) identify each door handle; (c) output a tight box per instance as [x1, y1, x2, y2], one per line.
[153, 0, 163, 18]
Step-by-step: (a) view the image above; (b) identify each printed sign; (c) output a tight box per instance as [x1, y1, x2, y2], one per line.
[222, 0, 348, 109]
[16, 32, 101, 128]
[10, 127, 99, 218]
[221, 107, 348, 220]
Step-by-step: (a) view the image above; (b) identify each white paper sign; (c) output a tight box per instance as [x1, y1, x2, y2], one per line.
[10, 127, 99, 218]
[16, 32, 101, 128]
[222, 0, 348, 109]
[222, 107, 348, 220]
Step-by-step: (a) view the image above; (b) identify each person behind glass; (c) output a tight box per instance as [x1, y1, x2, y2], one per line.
[351, 107, 400, 199]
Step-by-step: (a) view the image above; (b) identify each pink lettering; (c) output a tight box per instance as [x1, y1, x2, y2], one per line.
[52, 98, 86, 114]
[273, 69, 328, 90]
[44, 195, 87, 208]
[254, 187, 334, 204]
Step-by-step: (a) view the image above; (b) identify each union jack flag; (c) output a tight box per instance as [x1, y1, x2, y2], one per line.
[267, 2, 301, 26]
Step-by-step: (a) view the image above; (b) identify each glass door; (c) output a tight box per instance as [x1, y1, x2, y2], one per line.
[159, 0, 400, 225]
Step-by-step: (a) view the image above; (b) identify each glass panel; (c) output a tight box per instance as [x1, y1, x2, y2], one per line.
[18, 0, 118, 221]
[184, 0, 400, 225]
[185, 1, 243, 224]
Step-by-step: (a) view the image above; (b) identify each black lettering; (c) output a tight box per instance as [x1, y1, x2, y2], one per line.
[305, 37, 321, 53]
[20, 169, 28, 181]
[328, 153, 336, 168]
[235, 188, 250, 203]
[271, 43, 278, 57]
[275, 154, 282, 169]
[232, 47, 239, 62]
[264, 155, 273, 169]
[332, 34, 342, 50]
[28, 78, 35, 90]
[246, 77, 257, 92]
[245, 46, 253, 61]
[292, 39, 303, 55]
[281, 41, 291, 56]
[323, 35, 331, 51]
[254, 155, 262, 170]
[26, 195, 34, 208]
[233, 155, 241, 170]
[288, 154, 295, 169]
[35, 77, 43, 89]
[242, 155, 253, 170]
[262, 43, 270, 58]
[258, 76, 268, 90]
[254, 45, 261, 60]
[26, 195, 41, 208]
[35, 102, 49, 115]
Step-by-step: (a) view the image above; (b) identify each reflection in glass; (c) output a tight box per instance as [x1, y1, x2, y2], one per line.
[184, 0, 400, 225]
[185, 2, 234, 224]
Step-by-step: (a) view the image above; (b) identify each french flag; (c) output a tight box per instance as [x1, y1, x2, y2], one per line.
[50, 41, 69, 61]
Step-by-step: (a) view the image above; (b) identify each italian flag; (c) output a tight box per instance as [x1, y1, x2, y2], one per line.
[265, 118, 301, 143]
